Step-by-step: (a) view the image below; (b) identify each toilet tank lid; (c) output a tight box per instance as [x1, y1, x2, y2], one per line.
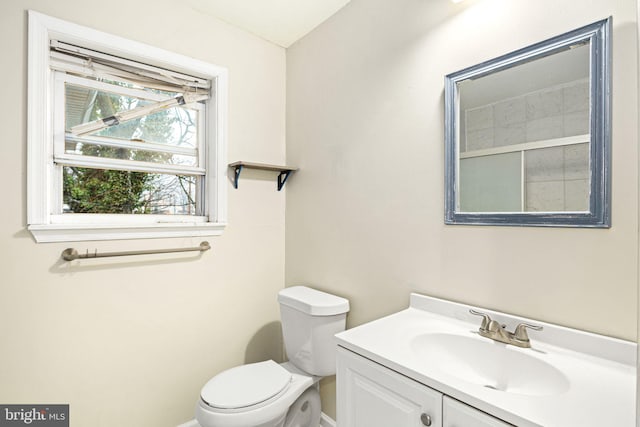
[278, 286, 350, 316]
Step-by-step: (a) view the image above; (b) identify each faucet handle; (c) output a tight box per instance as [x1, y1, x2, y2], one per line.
[513, 323, 543, 343]
[469, 309, 492, 332]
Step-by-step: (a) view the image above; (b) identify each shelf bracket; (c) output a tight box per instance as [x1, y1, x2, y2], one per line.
[233, 164, 244, 189]
[229, 161, 298, 191]
[277, 170, 292, 191]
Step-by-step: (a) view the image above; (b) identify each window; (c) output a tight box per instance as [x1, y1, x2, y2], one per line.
[28, 11, 228, 242]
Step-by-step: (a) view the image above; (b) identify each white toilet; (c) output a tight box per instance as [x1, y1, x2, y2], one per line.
[196, 286, 350, 427]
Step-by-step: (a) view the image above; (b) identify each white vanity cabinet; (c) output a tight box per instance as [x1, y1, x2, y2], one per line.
[443, 396, 513, 427]
[337, 347, 442, 427]
[337, 347, 514, 427]
[335, 293, 637, 427]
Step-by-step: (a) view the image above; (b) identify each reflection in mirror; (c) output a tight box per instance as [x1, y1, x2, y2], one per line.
[459, 44, 590, 213]
[445, 18, 611, 227]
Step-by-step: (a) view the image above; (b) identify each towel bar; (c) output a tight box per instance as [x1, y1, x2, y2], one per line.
[61, 241, 210, 261]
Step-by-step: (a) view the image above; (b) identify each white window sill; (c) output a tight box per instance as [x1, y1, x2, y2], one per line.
[28, 222, 227, 243]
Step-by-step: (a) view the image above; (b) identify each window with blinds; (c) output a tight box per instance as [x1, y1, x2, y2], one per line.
[28, 11, 228, 242]
[51, 41, 210, 216]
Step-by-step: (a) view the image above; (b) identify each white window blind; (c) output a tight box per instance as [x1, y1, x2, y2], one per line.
[50, 40, 211, 94]
[51, 40, 211, 137]
[53, 71, 206, 177]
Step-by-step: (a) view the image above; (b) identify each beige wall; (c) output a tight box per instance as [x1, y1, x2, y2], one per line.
[0, 1, 286, 426]
[286, 0, 639, 418]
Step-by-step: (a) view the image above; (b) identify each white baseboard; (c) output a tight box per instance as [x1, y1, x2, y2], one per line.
[320, 412, 337, 427]
[178, 412, 335, 427]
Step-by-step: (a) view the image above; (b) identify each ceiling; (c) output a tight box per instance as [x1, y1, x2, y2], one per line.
[185, 0, 352, 48]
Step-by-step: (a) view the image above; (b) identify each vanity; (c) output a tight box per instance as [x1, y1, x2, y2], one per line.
[334, 293, 636, 427]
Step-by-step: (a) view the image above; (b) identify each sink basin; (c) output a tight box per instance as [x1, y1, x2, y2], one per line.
[411, 332, 570, 396]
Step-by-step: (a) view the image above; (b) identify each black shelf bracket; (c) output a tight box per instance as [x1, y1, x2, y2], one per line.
[277, 170, 293, 191]
[229, 161, 298, 191]
[233, 164, 244, 189]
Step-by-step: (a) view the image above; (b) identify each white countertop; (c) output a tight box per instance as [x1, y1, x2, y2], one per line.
[335, 293, 637, 427]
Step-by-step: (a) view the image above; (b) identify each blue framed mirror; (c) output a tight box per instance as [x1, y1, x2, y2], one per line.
[444, 18, 611, 227]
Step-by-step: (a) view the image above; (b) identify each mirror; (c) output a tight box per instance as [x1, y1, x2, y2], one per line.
[444, 18, 611, 227]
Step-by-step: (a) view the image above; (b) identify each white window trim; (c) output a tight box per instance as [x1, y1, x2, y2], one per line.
[27, 11, 228, 243]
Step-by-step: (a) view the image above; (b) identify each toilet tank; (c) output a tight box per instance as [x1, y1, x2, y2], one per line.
[278, 286, 350, 377]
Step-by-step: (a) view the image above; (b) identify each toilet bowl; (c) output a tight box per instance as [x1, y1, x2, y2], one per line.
[196, 361, 317, 427]
[195, 286, 349, 427]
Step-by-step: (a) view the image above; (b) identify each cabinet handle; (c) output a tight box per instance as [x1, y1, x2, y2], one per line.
[420, 413, 432, 426]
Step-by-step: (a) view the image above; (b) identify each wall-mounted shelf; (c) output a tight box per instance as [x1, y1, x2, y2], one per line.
[229, 161, 298, 191]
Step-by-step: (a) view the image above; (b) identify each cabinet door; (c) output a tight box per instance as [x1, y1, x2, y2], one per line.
[443, 396, 513, 427]
[337, 347, 442, 427]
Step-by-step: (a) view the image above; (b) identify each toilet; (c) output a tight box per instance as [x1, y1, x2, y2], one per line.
[196, 286, 350, 427]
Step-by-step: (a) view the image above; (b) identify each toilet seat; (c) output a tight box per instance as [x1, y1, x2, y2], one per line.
[201, 360, 292, 410]
[196, 363, 315, 427]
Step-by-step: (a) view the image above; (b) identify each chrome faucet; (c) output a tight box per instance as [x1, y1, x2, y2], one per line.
[469, 309, 543, 348]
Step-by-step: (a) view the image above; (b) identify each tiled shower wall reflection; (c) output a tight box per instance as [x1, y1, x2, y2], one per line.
[462, 79, 590, 212]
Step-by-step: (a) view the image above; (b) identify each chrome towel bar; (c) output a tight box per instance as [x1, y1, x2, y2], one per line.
[61, 241, 211, 261]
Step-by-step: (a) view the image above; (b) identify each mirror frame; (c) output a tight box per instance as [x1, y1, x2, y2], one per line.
[444, 18, 611, 228]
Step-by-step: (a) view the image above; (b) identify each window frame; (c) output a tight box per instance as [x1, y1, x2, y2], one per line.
[28, 11, 228, 242]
